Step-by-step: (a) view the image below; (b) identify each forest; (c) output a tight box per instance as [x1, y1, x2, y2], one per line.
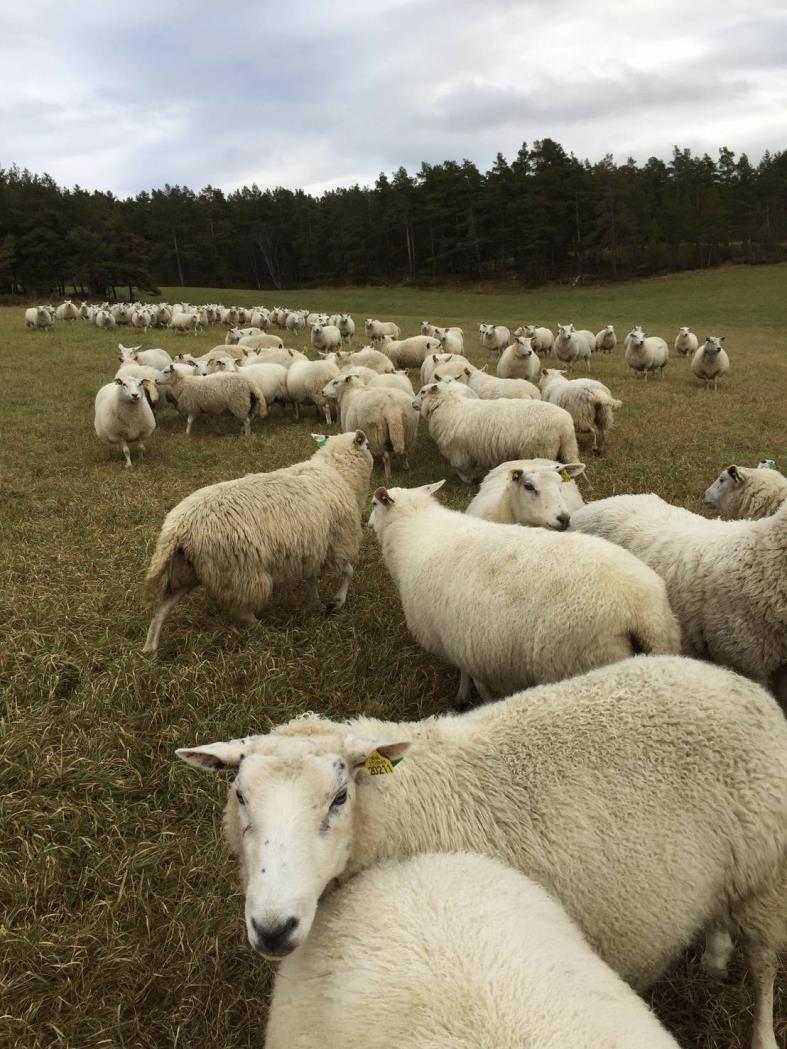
[1, 139, 786, 297]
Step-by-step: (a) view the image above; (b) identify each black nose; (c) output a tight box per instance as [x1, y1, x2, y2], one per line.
[250, 916, 299, 957]
[556, 514, 570, 530]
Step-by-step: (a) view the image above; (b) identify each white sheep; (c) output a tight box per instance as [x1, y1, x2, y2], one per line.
[220, 307, 240, 328]
[143, 430, 373, 652]
[674, 326, 699, 357]
[94, 308, 116, 330]
[437, 329, 464, 354]
[154, 365, 264, 436]
[338, 313, 355, 341]
[364, 318, 401, 342]
[704, 463, 787, 520]
[286, 359, 340, 424]
[130, 307, 153, 331]
[479, 323, 510, 355]
[242, 346, 305, 369]
[264, 852, 680, 1049]
[421, 321, 463, 338]
[225, 327, 262, 345]
[114, 363, 160, 410]
[625, 330, 668, 378]
[175, 653, 787, 1049]
[237, 333, 285, 351]
[169, 312, 199, 335]
[310, 323, 342, 353]
[54, 300, 79, 322]
[421, 353, 466, 385]
[94, 375, 156, 467]
[110, 303, 131, 325]
[513, 324, 554, 356]
[554, 323, 593, 369]
[595, 324, 616, 352]
[213, 359, 288, 408]
[322, 374, 417, 477]
[118, 343, 172, 371]
[285, 311, 306, 334]
[466, 459, 585, 526]
[538, 369, 622, 455]
[368, 371, 414, 395]
[497, 337, 541, 381]
[414, 382, 579, 484]
[691, 336, 729, 391]
[466, 368, 541, 401]
[329, 346, 394, 374]
[570, 494, 787, 701]
[380, 335, 441, 369]
[24, 306, 54, 330]
[431, 357, 473, 383]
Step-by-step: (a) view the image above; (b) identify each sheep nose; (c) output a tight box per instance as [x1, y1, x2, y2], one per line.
[250, 916, 299, 957]
[556, 513, 570, 530]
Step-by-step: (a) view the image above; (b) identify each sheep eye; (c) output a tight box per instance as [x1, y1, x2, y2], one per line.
[331, 789, 348, 809]
[236, 790, 245, 806]
[523, 482, 536, 493]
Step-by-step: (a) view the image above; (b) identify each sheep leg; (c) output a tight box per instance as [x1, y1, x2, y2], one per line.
[241, 416, 252, 437]
[186, 414, 196, 435]
[745, 941, 778, 1049]
[474, 679, 494, 702]
[382, 450, 391, 479]
[322, 403, 332, 426]
[293, 402, 300, 421]
[137, 442, 145, 460]
[305, 578, 321, 606]
[325, 562, 353, 615]
[456, 671, 472, 705]
[121, 442, 133, 468]
[402, 453, 410, 470]
[701, 926, 734, 977]
[588, 425, 599, 455]
[143, 588, 188, 654]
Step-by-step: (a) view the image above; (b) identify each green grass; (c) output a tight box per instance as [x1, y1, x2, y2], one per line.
[2, 264, 786, 1049]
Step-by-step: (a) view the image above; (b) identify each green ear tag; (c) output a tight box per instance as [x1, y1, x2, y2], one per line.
[760, 458, 777, 471]
[561, 469, 572, 483]
[315, 436, 328, 447]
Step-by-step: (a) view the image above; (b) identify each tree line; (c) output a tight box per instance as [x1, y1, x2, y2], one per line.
[1, 139, 785, 298]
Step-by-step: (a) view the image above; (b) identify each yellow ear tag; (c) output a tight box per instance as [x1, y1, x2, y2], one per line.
[561, 469, 572, 483]
[364, 750, 399, 775]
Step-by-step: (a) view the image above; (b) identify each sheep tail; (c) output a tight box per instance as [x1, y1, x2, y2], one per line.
[144, 516, 183, 606]
[248, 388, 260, 418]
[385, 406, 406, 456]
[629, 606, 682, 657]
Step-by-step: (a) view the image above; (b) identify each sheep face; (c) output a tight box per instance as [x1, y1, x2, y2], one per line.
[114, 376, 145, 403]
[557, 323, 574, 339]
[515, 337, 534, 358]
[702, 336, 725, 355]
[507, 465, 584, 530]
[704, 464, 745, 510]
[176, 731, 410, 958]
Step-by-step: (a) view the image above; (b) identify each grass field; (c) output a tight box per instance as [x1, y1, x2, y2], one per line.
[2, 264, 786, 1049]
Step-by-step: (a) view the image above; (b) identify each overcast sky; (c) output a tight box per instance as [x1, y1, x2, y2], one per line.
[2, 0, 786, 198]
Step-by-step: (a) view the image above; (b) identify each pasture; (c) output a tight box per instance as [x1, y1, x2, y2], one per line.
[2, 264, 786, 1048]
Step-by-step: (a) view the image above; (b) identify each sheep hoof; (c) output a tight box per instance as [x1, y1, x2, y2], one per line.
[325, 601, 340, 616]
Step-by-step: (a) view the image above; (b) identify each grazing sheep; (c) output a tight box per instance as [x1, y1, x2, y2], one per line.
[24, 306, 54, 330]
[54, 300, 79, 322]
[513, 324, 554, 356]
[330, 347, 394, 374]
[691, 336, 729, 391]
[466, 459, 585, 526]
[118, 343, 172, 371]
[674, 327, 699, 357]
[322, 375, 417, 477]
[338, 313, 355, 342]
[704, 464, 787, 520]
[466, 368, 541, 401]
[539, 369, 622, 455]
[625, 331, 668, 378]
[370, 481, 680, 698]
[175, 654, 787, 1049]
[364, 318, 401, 342]
[380, 335, 441, 369]
[479, 323, 510, 355]
[143, 430, 373, 653]
[264, 852, 680, 1049]
[311, 323, 342, 354]
[94, 376, 156, 467]
[497, 337, 541, 381]
[414, 382, 579, 484]
[595, 324, 617, 352]
[154, 365, 264, 436]
[554, 324, 593, 369]
[570, 494, 787, 700]
[286, 360, 340, 424]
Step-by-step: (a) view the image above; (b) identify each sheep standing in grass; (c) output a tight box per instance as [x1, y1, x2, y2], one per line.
[595, 324, 616, 352]
[338, 313, 355, 342]
[94, 375, 156, 467]
[175, 653, 787, 1049]
[674, 326, 699, 357]
[241, 345, 305, 369]
[54, 300, 79, 322]
[514, 324, 554, 356]
[570, 494, 787, 700]
[414, 382, 579, 484]
[380, 335, 441, 369]
[364, 318, 401, 342]
[213, 359, 288, 408]
[264, 852, 679, 1049]
[704, 464, 787, 520]
[286, 359, 340, 424]
[691, 336, 729, 390]
[624, 330, 668, 378]
[143, 430, 373, 653]
[329, 346, 394, 374]
[554, 324, 593, 369]
[497, 337, 541, 381]
[322, 374, 417, 477]
[311, 323, 342, 354]
[169, 312, 199, 335]
[539, 369, 622, 455]
[118, 344, 172, 371]
[466, 459, 585, 526]
[438, 329, 464, 354]
[480, 323, 511, 355]
[370, 481, 679, 698]
[24, 306, 54, 330]
[154, 364, 264, 436]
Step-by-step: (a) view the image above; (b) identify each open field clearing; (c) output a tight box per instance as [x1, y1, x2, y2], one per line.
[2, 264, 786, 1048]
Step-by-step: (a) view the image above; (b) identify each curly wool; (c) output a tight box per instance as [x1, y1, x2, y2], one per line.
[539, 370, 622, 454]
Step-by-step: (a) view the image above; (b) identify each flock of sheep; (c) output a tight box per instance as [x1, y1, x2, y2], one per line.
[28, 298, 787, 1049]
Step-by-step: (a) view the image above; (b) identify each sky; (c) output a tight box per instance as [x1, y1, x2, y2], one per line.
[1, 0, 786, 198]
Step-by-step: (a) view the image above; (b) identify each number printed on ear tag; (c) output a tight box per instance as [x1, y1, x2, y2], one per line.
[364, 750, 399, 775]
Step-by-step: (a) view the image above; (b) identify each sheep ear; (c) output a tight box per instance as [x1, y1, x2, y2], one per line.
[344, 735, 410, 776]
[510, 468, 523, 482]
[354, 430, 367, 446]
[414, 479, 445, 497]
[728, 465, 745, 484]
[176, 739, 250, 770]
[557, 462, 586, 478]
[374, 486, 395, 506]
[719, 336, 726, 342]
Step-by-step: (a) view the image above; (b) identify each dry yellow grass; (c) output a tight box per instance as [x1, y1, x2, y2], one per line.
[2, 267, 786, 1048]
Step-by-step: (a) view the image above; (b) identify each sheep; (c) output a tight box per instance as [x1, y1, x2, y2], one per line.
[241, 345, 306, 369]
[414, 382, 579, 484]
[155, 304, 172, 328]
[466, 368, 541, 401]
[94, 375, 156, 467]
[118, 343, 172, 371]
[368, 371, 414, 395]
[705, 463, 787, 520]
[220, 307, 240, 328]
[264, 852, 680, 1049]
[110, 303, 131, 325]
[479, 323, 510, 355]
[114, 363, 161, 409]
[285, 311, 306, 334]
[421, 353, 471, 385]
[78, 302, 92, 321]
[225, 327, 263, 345]
[154, 365, 264, 436]
[213, 360, 288, 408]
[364, 318, 400, 342]
[431, 358, 473, 383]
[570, 494, 787, 701]
[466, 459, 585, 526]
[554, 324, 593, 369]
[625, 330, 668, 378]
[143, 430, 373, 653]
[370, 480, 680, 698]
[286, 360, 340, 424]
[595, 324, 616, 352]
[380, 335, 441, 369]
[674, 326, 699, 357]
[93, 309, 116, 330]
[54, 300, 78, 322]
[169, 312, 199, 335]
[321, 375, 417, 477]
[538, 369, 622, 455]
[624, 324, 644, 350]
[338, 313, 355, 342]
[691, 336, 729, 391]
[310, 323, 342, 354]
[497, 337, 541, 381]
[437, 329, 464, 354]
[175, 651, 787, 1049]
[236, 332, 285, 351]
[328, 346, 394, 374]
[24, 306, 54, 330]
[513, 324, 554, 356]
[421, 321, 463, 338]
